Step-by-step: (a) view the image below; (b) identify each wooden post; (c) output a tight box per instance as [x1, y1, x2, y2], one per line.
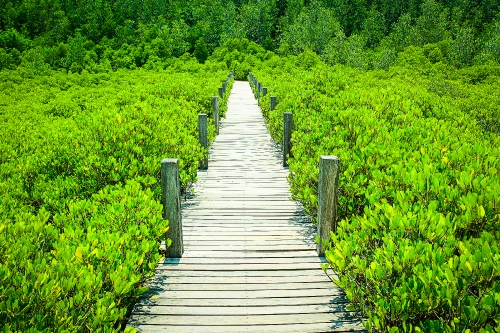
[212, 96, 219, 135]
[161, 158, 183, 258]
[283, 112, 292, 167]
[271, 96, 277, 111]
[257, 82, 262, 99]
[316, 156, 340, 257]
[198, 114, 208, 170]
[218, 87, 223, 98]
[222, 80, 227, 94]
[263, 87, 268, 97]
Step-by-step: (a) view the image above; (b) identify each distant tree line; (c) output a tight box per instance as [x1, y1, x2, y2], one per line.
[0, 0, 499, 71]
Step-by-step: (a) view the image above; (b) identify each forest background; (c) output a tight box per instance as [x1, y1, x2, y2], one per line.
[1, 0, 499, 73]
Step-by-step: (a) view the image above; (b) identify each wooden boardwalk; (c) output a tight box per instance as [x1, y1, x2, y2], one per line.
[129, 81, 365, 332]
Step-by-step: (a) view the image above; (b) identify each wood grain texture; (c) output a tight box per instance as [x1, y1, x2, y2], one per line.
[129, 81, 365, 332]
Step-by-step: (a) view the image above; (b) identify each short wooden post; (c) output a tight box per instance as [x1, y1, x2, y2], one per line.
[198, 114, 208, 170]
[218, 87, 223, 98]
[212, 96, 219, 135]
[283, 112, 292, 167]
[263, 87, 268, 97]
[271, 96, 277, 111]
[222, 80, 227, 94]
[161, 158, 183, 258]
[317, 156, 340, 257]
[257, 82, 262, 99]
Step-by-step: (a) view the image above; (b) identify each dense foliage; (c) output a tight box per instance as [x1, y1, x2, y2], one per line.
[0, 63, 232, 332]
[252, 45, 500, 332]
[1, 0, 499, 331]
[0, 0, 499, 71]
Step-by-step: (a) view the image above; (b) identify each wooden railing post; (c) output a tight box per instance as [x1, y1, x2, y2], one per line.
[212, 96, 219, 135]
[218, 87, 223, 98]
[271, 96, 277, 111]
[198, 114, 208, 170]
[257, 82, 262, 99]
[263, 87, 268, 97]
[283, 112, 292, 167]
[161, 158, 183, 258]
[317, 156, 340, 257]
[222, 80, 227, 95]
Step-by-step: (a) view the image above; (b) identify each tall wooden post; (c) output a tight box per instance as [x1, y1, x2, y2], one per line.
[317, 156, 340, 257]
[283, 112, 293, 167]
[271, 96, 277, 111]
[218, 87, 223, 98]
[222, 80, 227, 95]
[161, 158, 183, 258]
[263, 87, 268, 97]
[212, 96, 219, 135]
[257, 82, 262, 99]
[198, 114, 208, 170]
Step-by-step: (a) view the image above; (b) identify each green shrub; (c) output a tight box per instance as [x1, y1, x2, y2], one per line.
[0, 66, 231, 331]
[254, 56, 500, 332]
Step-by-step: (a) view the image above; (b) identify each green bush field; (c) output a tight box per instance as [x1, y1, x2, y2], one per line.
[252, 46, 500, 332]
[0, 65, 232, 332]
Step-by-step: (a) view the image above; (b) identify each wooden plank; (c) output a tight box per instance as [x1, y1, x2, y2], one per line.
[132, 322, 366, 333]
[129, 312, 361, 326]
[182, 245, 315, 251]
[136, 296, 349, 307]
[182, 215, 310, 219]
[145, 282, 338, 291]
[183, 241, 316, 247]
[183, 230, 314, 236]
[170, 234, 315, 240]
[139, 289, 345, 299]
[145, 271, 333, 285]
[133, 304, 353, 315]
[162, 257, 326, 264]
[180, 250, 322, 258]
[154, 269, 336, 278]
[155, 263, 322, 271]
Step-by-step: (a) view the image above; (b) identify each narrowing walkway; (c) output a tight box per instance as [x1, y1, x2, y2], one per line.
[129, 81, 365, 332]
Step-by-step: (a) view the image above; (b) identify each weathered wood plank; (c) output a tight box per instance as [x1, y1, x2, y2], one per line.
[141, 275, 332, 284]
[154, 269, 336, 278]
[133, 322, 366, 333]
[133, 304, 352, 315]
[181, 245, 315, 251]
[155, 263, 322, 271]
[145, 282, 338, 291]
[161, 257, 326, 264]
[138, 322, 366, 333]
[130, 312, 361, 326]
[139, 289, 345, 299]
[137, 295, 348, 307]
